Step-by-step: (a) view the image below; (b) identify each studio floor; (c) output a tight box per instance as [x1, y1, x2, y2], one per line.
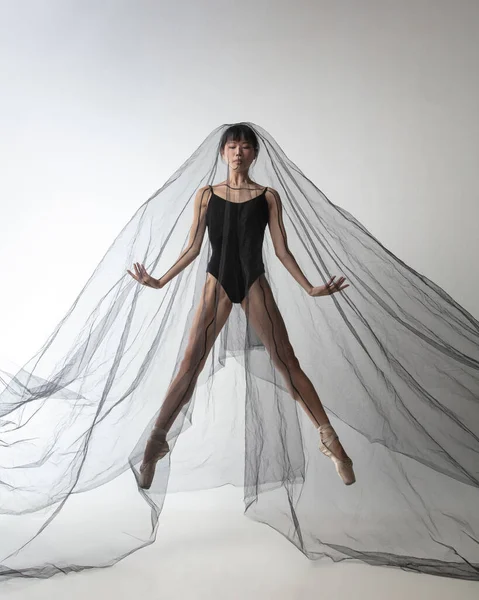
[1, 486, 477, 600]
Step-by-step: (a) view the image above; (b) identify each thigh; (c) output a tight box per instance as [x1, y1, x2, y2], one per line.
[240, 274, 297, 368]
[181, 273, 233, 368]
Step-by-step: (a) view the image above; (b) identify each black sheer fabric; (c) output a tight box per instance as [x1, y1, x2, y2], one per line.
[1, 122, 479, 581]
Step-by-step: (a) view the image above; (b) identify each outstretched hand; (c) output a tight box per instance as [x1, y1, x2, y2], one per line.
[127, 263, 162, 289]
[309, 275, 349, 297]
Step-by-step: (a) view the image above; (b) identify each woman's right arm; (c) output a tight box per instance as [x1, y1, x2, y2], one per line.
[155, 185, 211, 288]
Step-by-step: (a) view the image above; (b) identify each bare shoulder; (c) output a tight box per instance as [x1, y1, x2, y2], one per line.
[195, 185, 213, 208]
[264, 186, 280, 197]
[196, 184, 212, 196]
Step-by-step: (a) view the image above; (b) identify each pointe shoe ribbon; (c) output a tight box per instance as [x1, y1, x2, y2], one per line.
[318, 423, 356, 486]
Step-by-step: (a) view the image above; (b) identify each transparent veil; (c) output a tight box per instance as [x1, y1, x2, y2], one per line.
[1, 122, 478, 580]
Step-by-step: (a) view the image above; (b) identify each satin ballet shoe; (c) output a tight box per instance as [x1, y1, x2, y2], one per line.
[318, 423, 356, 486]
[139, 428, 170, 490]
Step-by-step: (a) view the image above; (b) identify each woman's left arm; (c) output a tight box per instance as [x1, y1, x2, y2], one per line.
[265, 188, 349, 297]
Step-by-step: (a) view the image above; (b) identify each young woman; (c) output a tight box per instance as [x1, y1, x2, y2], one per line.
[128, 124, 356, 489]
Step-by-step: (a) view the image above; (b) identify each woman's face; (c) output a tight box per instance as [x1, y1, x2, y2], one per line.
[222, 137, 256, 172]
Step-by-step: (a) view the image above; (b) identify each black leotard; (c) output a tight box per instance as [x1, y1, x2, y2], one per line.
[206, 185, 269, 304]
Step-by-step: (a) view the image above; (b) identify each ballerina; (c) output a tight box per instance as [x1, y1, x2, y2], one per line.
[128, 123, 356, 489]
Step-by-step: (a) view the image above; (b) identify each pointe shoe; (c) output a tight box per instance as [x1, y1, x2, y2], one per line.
[318, 423, 356, 486]
[139, 428, 170, 490]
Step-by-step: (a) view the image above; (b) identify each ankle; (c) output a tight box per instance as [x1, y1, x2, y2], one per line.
[317, 422, 334, 435]
[150, 426, 167, 439]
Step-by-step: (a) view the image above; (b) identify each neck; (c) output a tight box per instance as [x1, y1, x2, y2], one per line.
[226, 170, 253, 188]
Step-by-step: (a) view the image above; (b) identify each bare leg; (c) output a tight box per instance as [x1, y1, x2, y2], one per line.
[154, 274, 233, 432]
[139, 274, 232, 488]
[241, 275, 351, 463]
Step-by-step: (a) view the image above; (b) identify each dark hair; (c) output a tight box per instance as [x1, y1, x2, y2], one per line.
[219, 123, 260, 158]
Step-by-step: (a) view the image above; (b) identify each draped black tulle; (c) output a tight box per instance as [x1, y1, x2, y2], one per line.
[1, 122, 479, 581]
